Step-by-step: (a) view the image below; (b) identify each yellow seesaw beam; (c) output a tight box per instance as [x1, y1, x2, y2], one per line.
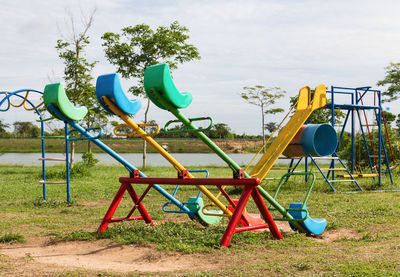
[250, 85, 327, 181]
[102, 96, 233, 217]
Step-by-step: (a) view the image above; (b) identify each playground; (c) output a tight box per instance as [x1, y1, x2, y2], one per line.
[0, 63, 399, 276]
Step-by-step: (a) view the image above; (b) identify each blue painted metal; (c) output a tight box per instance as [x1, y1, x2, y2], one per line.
[46, 103, 192, 214]
[65, 123, 70, 203]
[0, 89, 55, 201]
[355, 109, 376, 181]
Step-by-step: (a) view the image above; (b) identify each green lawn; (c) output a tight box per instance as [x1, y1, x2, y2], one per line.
[0, 163, 399, 276]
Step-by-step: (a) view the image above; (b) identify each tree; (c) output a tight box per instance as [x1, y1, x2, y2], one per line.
[396, 114, 400, 136]
[56, 9, 108, 167]
[208, 123, 232, 139]
[381, 110, 396, 126]
[102, 21, 200, 168]
[377, 62, 400, 102]
[240, 86, 286, 149]
[13, 121, 40, 137]
[264, 122, 278, 134]
[0, 119, 9, 136]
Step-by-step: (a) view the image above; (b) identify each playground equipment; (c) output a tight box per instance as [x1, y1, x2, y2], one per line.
[95, 73, 231, 226]
[0, 89, 70, 201]
[326, 86, 395, 186]
[43, 82, 228, 227]
[113, 169, 282, 247]
[144, 63, 327, 236]
[277, 86, 395, 192]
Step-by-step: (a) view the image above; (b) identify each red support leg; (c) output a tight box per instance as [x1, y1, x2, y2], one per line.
[220, 185, 254, 247]
[97, 183, 128, 233]
[126, 184, 154, 226]
[251, 188, 282, 240]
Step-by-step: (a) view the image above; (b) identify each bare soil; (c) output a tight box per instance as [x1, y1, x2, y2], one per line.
[0, 228, 361, 276]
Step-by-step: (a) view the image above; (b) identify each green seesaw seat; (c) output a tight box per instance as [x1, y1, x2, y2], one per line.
[144, 63, 192, 110]
[43, 83, 88, 121]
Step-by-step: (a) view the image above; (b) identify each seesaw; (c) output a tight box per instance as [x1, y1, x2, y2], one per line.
[42, 83, 215, 229]
[94, 73, 228, 226]
[144, 63, 327, 235]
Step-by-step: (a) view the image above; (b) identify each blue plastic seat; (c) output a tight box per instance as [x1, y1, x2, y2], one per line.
[96, 73, 141, 115]
[288, 202, 327, 235]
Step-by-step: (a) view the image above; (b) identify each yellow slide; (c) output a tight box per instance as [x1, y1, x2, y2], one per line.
[250, 84, 327, 181]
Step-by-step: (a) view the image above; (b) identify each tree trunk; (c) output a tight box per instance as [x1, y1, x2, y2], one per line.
[70, 141, 75, 169]
[88, 140, 92, 153]
[142, 98, 151, 169]
[261, 105, 265, 153]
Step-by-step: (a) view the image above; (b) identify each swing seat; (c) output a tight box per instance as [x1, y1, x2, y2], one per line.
[96, 73, 142, 115]
[288, 202, 327, 235]
[43, 83, 88, 121]
[144, 63, 192, 110]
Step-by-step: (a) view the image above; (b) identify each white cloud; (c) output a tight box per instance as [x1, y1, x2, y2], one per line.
[1, 0, 400, 134]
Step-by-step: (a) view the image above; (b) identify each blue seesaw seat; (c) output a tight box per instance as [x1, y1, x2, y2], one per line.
[288, 203, 327, 236]
[96, 73, 142, 115]
[144, 63, 192, 110]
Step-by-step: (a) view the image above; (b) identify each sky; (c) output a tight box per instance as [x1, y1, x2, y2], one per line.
[1, 0, 400, 135]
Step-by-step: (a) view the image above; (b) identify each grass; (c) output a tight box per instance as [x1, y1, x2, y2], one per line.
[0, 233, 25, 244]
[0, 138, 263, 153]
[0, 163, 400, 276]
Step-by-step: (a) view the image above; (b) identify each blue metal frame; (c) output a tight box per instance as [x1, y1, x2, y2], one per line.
[0, 89, 66, 201]
[326, 85, 393, 187]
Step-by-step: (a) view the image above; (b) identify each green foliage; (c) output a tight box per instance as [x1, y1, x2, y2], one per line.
[0, 233, 25, 244]
[240, 85, 286, 143]
[0, 119, 9, 135]
[102, 21, 200, 97]
[69, 162, 91, 177]
[265, 122, 278, 134]
[337, 127, 399, 170]
[377, 62, 400, 102]
[382, 110, 396, 125]
[56, 12, 108, 134]
[13, 121, 40, 137]
[81, 151, 99, 167]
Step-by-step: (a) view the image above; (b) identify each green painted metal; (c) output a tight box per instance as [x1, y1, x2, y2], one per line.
[164, 117, 213, 133]
[270, 172, 315, 222]
[43, 83, 88, 121]
[145, 67, 303, 230]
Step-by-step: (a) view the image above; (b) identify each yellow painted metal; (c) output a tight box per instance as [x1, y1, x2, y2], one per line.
[250, 85, 327, 181]
[101, 96, 232, 217]
[113, 123, 160, 137]
[338, 173, 379, 178]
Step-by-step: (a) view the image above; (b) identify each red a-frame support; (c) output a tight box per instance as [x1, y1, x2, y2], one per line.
[98, 170, 282, 247]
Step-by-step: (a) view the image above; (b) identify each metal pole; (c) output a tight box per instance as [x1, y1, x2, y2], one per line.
[65, 123, 70, 203]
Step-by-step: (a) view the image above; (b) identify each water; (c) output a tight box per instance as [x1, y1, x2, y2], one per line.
[0, 152, 262, 167]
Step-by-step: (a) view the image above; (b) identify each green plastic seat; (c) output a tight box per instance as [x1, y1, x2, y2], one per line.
[144, 63, 192, 110]
[43, 83, 88, 121]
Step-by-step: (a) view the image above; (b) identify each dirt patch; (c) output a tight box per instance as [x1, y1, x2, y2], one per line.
[310, 228, 362, 243]
[0, 237, 220, 275]
[215, 140, 262, 153]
